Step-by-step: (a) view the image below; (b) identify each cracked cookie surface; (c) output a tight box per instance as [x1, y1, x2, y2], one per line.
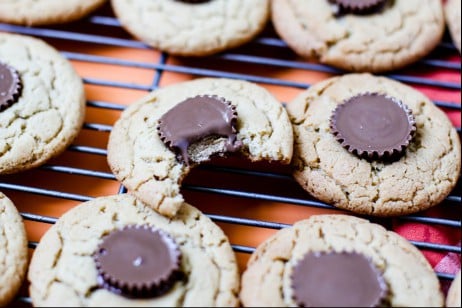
[28, 194, 240, 307]
[286, 73, 461, 217]
[271, 0, 445, 73]
[110, 0, 270, 56]
[0, 33, 86, 175]
[0, 0, 107, 26]
[444, 0, 461, 53]
[107, 77, 293, 217]
[240, 214, 444, 307]
[0, 192, 28, 306]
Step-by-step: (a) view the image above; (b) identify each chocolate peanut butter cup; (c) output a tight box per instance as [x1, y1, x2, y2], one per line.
[0, 62, 22, 112]
[330, 0, 388, 15]
[291, 251, 387, 307]
[157, 94, 242, 166]
[94, 225, 182, 298]
[174, 0, 212, 3]
[330, 92, 416, 160]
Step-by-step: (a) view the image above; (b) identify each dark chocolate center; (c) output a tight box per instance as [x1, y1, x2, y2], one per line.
[291, 251, 387, 307]
[330, 0, 388, 15]
[330, 93, 415, 159]
[157, 95, 241, 165]
[94, 226, 181, 298]
[0, 62, 22, 111]
[174, 0, 212, 4]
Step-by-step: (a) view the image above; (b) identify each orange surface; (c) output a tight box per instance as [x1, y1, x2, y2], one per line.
[0, 2, 460, 306]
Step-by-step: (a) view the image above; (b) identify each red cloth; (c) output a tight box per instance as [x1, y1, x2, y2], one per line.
[393, 207, 461, 294]
[393, 49, 461, 294]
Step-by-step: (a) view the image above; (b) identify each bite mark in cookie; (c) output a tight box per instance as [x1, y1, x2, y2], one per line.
[107, 78, 294, 218]
[157, 94, 242, 166]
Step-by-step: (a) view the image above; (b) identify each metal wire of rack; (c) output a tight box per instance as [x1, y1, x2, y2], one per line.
[0, 3, 460, 306]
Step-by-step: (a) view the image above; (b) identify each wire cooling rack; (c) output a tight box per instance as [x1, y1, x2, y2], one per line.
[0, 3, 460, 306]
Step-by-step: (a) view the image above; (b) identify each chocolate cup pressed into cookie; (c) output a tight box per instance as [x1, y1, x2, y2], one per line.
[271, 0, 445, 73]
[27, 194, 240, 306]
[94, 225, 183, 298]
[329, 0, 389, 15]
[107, 78, 293, 217]
[286, 73, 461, 217]
[240, 214, 444, 307]
[290, 251, 387, 307]
[329, 92, 416, 161]
[156, 94, 242, 167]
[0, 33, 86, 175]
[0, 62, 22, 112]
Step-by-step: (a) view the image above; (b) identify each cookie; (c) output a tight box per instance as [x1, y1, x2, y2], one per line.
[0, 191, 29, 306]
[28, 194, 240, 306]
[240, 214, 444, 307]
[107, 77, 293, 217]
[271, 0, 445, 73]
[0, 32, 86, 175]
[444, 0, 461, 53]
[0, 0, 107, 26]
[286, 73, 461, 217]
[110, 0, 270, 56]
[447, 270, 462, 307]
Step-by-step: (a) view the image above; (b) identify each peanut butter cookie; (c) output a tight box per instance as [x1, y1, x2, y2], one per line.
[286, 73, 461, 217]
[271, 0, 445, 72]
[28, 194, 240, 306]
[0, 33, 86, 175]
[444, 0, 461, 53]
[111, 0, 270, 56]
[0, 0, 107, 26]
[446, 270, 462, 307]
[0, 192, 28, 306]
[240, 214, 444, 307]
[107, 78, 293, 217]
